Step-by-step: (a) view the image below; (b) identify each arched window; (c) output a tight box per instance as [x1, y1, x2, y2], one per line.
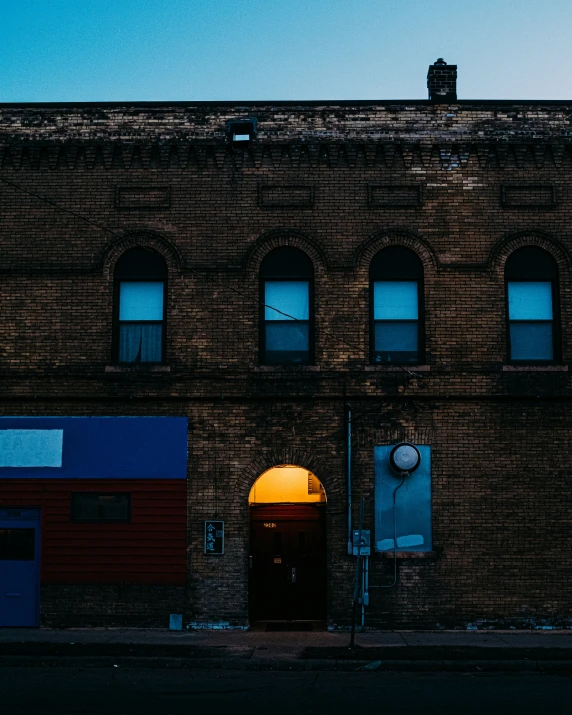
[114, 248, 167, 363]
[260, 247, 313, 364]
[505, 247, 559, 362]
[370, 246, 424, 364]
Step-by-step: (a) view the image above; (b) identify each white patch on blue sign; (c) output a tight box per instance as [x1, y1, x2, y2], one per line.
[0, 429, 63, 467]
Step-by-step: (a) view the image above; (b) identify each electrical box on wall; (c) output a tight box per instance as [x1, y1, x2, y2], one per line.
[352, 529, 371, 556]
[374, 445, 432, 552]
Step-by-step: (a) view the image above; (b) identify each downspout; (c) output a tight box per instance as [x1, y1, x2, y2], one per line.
[346, 403, 353, 555]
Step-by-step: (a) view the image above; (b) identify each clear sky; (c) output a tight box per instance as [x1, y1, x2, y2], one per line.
[2, 0, 572, 102]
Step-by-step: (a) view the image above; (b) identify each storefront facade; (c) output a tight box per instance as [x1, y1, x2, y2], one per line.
[1, 61, 572, 628]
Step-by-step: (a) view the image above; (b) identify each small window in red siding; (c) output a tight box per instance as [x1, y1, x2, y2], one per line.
[71, 493, 131, 522]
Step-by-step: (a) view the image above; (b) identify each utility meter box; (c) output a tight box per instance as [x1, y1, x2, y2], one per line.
[352, 529, 371, 556]
[374, 445, 432, 553]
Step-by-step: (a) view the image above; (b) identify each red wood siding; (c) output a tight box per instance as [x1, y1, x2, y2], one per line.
[0, 479, 187, 585]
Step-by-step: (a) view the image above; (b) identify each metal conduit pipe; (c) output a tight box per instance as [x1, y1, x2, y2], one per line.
[345, 403, 352, 555]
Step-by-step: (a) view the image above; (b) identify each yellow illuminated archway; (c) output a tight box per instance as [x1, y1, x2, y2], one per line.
[249, 465, 326, 504]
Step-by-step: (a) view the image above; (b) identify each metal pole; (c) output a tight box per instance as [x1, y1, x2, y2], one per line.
[349, 498, 364, 649]
[346, 403, 352, 555]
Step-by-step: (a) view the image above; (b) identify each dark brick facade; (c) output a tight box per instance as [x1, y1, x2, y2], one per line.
[1, 80, 572, 628]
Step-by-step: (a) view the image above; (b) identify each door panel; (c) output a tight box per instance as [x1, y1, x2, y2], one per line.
[0, 508, 41, 627]
[249, 506, 326, 621]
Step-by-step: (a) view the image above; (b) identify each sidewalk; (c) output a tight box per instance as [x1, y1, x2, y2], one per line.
[1, 627, 571, 672]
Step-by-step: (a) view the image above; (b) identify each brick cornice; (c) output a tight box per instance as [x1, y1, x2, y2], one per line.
[2, 140, 572, 171]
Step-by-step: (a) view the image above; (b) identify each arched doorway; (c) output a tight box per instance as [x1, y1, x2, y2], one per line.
[249, 465, 327, 625]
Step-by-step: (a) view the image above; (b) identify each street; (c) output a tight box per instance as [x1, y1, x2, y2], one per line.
[0, 667, 569, 714]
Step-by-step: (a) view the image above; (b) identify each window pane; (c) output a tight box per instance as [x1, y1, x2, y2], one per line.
[119, 324, 162, 362]
[374, 322, 418, 363]
[71, 493, 131, 522]
[0, 529, 35, 560]
[508, 282, 552, 320]
[120, 282, 164, 321]
[265, 281, 309, 321]
[374, 282, 418, 320]
[510, 323, 553, 361]
[266, 323, 309, 363]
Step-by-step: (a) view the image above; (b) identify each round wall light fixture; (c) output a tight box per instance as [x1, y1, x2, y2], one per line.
[389, 442, 421, 475]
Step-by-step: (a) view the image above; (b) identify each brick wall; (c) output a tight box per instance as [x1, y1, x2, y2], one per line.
[1, 101, 572, 627]
[40, 584, 188, 627]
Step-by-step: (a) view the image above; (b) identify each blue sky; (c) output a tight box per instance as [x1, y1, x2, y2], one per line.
[2, 0, 572, 102]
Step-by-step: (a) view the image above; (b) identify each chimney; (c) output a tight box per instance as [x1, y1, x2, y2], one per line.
[427, 58, 457, 101]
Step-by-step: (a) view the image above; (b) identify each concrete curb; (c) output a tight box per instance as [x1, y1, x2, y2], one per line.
[1, 655, 571, 672]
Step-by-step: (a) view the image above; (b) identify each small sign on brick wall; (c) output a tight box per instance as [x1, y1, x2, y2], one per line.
[115, 186, 171, 210]
[204, 520, 224, 555]
[501, 184, 557, 208]
[367, 184, 423, 208]
[258, 184, 314, 208]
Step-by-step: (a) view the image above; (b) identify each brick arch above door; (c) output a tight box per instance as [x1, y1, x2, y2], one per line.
[233, 449, 341, 509]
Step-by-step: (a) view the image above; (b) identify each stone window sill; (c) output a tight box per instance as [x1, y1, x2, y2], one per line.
[378, 551, 439, 559]
[502, 365, 568, 372]
[105, 365, 171, 373]
[254, 365, 321, 372]
[365, 365, 430, 372]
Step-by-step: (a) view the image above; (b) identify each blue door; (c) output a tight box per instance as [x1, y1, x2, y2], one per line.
[0, 508, 41, 626]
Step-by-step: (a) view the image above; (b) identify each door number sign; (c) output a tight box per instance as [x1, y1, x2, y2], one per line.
[204, 520, 224, 555]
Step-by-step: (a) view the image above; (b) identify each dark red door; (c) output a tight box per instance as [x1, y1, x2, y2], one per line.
[249, 505, 326, 621]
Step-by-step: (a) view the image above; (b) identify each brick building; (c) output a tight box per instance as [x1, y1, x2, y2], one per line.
[1, 60, 571, 629]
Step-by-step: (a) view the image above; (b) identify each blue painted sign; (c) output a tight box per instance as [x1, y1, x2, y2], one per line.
[0, 417, 187, 479]
[374, 445, 432, 552]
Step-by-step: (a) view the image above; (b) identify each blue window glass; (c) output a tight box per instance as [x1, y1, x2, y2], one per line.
[370, 248, 424, 365]
[374, 282, 418, 320]
[373, 282, 419, 363]
[375, 322, 418, 352]
[266, 324, 309, 351]
[508, 282, 552, 321]
[265, 282, 309, 321]
[114, 248, 167, 364]
[263, 280, 310, 363]
[507, 282, 554, 361]
[505, 248, 559, 363]
[119, 282, 164, 321]
[118, 282, 164, 363]
[509, 324, 553, 361]
[260, 247, 313, 365]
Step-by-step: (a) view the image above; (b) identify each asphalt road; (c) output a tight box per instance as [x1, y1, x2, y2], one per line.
[0, 667, 570, 715]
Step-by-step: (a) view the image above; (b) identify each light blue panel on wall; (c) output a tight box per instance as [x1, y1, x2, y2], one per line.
[374, 445, 432, 552]
[0, 430, 63, 467]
